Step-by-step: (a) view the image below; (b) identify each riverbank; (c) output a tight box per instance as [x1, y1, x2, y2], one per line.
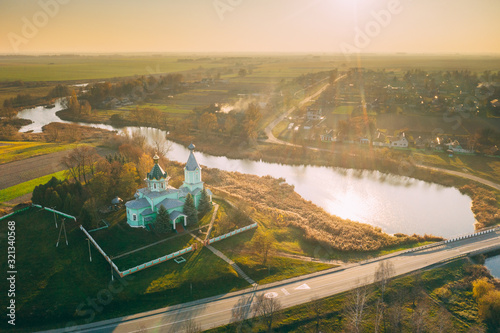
[55, 108, 500, 232]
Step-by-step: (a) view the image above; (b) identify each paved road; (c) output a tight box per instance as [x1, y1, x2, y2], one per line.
[54, 230, 500, 333]
[264, 75, 346, 146]
[418, 165, 500, 191]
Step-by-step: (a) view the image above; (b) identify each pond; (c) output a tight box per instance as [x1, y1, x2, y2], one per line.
[17, 105, 476, 238]
[485, 255, 500, 279]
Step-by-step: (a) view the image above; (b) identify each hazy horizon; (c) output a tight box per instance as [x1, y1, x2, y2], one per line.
[2, 0, 500, 55]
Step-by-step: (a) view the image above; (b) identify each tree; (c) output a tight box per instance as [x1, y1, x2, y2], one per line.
[198, 189, 212, 215]
[242, 103, 262, 143]
[375, 260, 395, 301]
[199, 112, 218, 134]
[307, 297, 324, 333]
[183, 193, 198, 225]
[155, 205, 171, 233]
[251, 229, 275, 265]
[62, 145, 100, 183]
[473, 278, 495, 300]
[252, 293, 282, 333]
[49, 190, 62, 210]
[67, 90, 80, 114]
[343, 284, 369, 333]
[117, 162, 139, 199]
[238, 68, 247, 77]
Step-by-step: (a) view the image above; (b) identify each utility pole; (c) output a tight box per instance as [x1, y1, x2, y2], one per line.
[87, 238, 92, 262]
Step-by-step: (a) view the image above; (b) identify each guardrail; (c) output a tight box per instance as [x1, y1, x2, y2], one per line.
[206, 223, 258, 245]
[404, 226, 500, 254]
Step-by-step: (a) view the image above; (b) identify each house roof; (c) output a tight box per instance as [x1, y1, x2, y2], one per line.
[125, 198, 150, 210]
[158, 198, 184, 210]
[141, 208, 154, 216]
[170, 210, 187, 221]
[205, 188, 213, 196]
[186, 144, 200, 171]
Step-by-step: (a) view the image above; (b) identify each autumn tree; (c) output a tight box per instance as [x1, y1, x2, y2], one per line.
[242, 103, 262, 143]
[251, 229, 275, 265]
[199, 112, 218, 134]
[117, 162, 139, 199]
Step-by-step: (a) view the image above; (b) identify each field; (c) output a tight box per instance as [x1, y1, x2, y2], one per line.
[0, 170, 67, 203]
[0, 141, 79, 165]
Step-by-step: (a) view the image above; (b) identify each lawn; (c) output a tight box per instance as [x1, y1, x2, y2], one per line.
[212, 229, 334, 285]
[0, 208, 251, 331]
[0, 141, 79, 164]
[0, 170, 67, 202]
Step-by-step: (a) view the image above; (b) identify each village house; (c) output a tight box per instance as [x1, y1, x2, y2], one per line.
[307, 108, 323, 121]
[390, 133, 409, 148]
[125, 144, 212, 230]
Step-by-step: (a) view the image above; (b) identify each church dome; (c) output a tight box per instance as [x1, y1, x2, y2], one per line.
[147, 154, 168, 180]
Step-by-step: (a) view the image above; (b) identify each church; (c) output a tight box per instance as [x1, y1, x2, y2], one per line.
[125, 144, 212, 230]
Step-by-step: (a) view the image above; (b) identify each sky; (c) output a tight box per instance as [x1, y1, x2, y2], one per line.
[1, 0, 499, 55]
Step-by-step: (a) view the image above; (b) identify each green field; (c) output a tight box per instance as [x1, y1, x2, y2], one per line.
[0, 141, 79, 164]
[0, 208, 249, 331]
[0, 55, 228, 81]
[0, 170, 67, 203]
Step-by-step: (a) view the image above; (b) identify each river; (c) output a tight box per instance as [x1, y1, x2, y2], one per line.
[17, 103, 476, 238]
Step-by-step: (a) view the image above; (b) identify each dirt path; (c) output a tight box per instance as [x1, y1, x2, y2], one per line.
[0, 147, 114, 190]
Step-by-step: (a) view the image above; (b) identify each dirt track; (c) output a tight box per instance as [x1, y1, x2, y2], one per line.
[0, 147, 114, 190]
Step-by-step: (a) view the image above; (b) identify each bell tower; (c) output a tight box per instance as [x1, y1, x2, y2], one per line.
[183, 144, 203, 192]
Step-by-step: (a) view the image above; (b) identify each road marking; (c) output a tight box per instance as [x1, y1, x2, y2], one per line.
[281, 288, 290, 296]
[295, 283, 311, 290]
[264, 292, 279, 299]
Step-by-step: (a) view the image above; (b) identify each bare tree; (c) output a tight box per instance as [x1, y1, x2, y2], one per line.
[375, 260, 395, 301]
[253, 293, 282, 333]
[62, 145, 100, 183]
[432, 308, 453, 333]
[231, 295, 255, 333]
[183, 319, 201, 333]
[343, 283, 370, 333]
[410, 297, 430, 333]
[373, 298, 385, 333]
[149, 128, 172, 158]
[387, 288, 407, 333]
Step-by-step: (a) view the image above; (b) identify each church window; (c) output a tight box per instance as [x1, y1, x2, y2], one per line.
[132, 214, 137, 221]
[154, 184, 157, 189]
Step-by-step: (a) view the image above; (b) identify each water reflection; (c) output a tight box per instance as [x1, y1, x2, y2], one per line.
[485, 256, 500, 278]
[16, 107, 476, 238]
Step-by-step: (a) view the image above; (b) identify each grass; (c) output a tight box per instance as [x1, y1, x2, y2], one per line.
[212, 230, 334, 284]
[0, 170, 67, 202]
[0, 208, 250, 331]
[0, 56, 227, 81]
[0, 141, 79, 164]
[332, 105, 354, 115]
[208, 259, 490, 332]
[412, 151, 500, 183]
